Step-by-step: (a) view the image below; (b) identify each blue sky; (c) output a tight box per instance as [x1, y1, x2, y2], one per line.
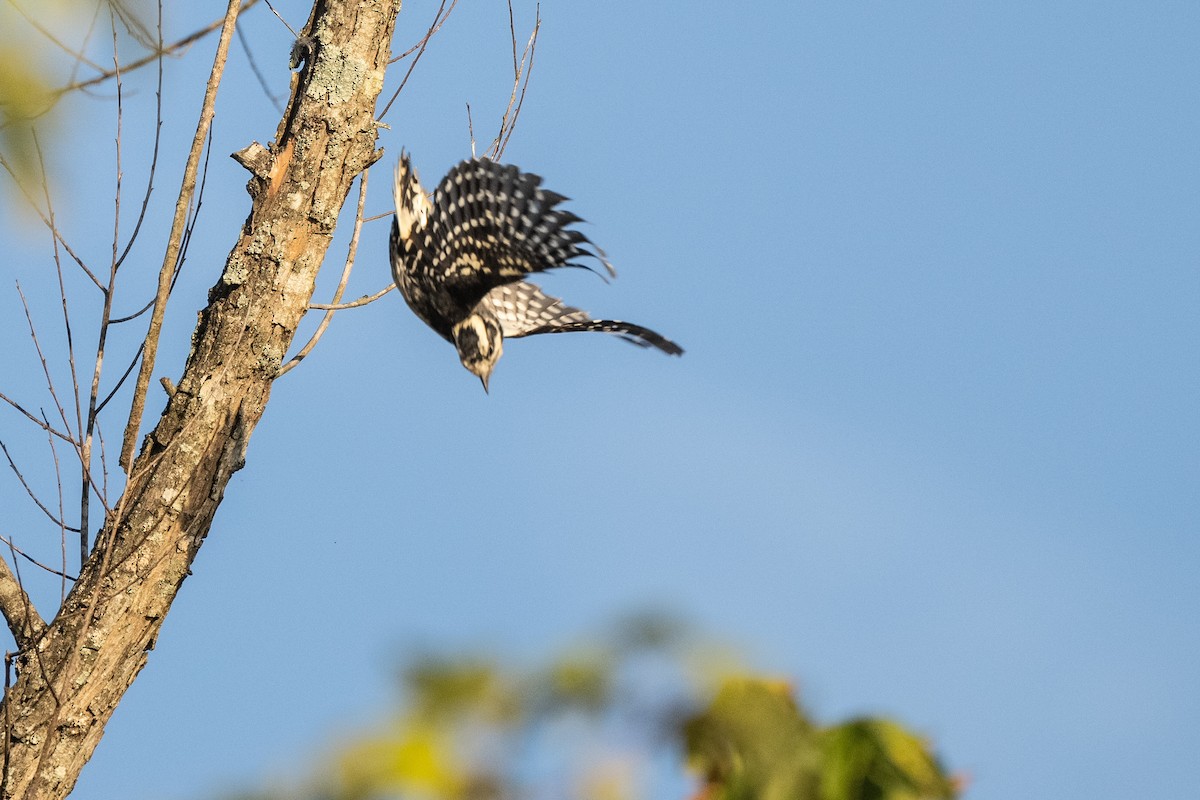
[1, 2, 1197, 798]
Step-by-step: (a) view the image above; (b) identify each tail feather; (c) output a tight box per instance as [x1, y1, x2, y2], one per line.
[479, 281, 682, 356]
[524, 319, 685, 356]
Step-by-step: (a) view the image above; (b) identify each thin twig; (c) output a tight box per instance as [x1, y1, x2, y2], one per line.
[261, 0, 298, 38]
[494, 4, 539, 160]
[0, 537, 75, 584]
[0, 390, 73, 444]
[236, 23, 284, 115]
[47, 421, 69, 602]
[113, 0, 165, 274]
[16, 283, 75, 444]
[0, 153, 104, 292]
[98, 134, 210, 417]
[32, 133, 85, 456]
[107, 0, 157, 50]
[279, 170, 371, 376]
[93, 340, 142, 415]
[64, 0, 106, 90]
[106, 298, 155, 325]
[17, 285, 115, 521]
[308, 284, 394, 311]
[391, 0, 458, 61]
[508, 1, 519, 77]
[0, 440, 79, 533]
[80, 15, 127, 565]
[379, 0, 459, 120]
[96, 421, 109, 514]
[7, 0, 107, 73]
[467, 102, 477, 158]
[119, 0, 244, 472]
[53, 0, 261, 95]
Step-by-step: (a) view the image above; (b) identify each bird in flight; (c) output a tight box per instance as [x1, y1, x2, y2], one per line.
[389, 154, 683, 391]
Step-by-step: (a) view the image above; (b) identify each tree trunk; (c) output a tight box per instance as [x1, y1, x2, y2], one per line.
[0, 1, 400, 796]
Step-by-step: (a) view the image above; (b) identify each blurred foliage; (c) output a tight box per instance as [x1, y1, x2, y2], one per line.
[0, 0, 152, 190]
[0, 7, 55, 185]
[222, 615, 959, 800]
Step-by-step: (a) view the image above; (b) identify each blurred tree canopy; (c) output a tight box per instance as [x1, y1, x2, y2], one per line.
[0, 0, 156, 187]
[225, 616, 960, 800]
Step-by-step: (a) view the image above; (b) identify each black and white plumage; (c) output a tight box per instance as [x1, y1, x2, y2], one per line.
[389, 153, 683, 391]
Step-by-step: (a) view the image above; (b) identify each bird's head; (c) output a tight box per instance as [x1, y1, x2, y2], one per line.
[393, 151, 432, 243]
[452, 310, 504, 393]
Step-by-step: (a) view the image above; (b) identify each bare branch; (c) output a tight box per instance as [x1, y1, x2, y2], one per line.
[279, 170, 371, 376]
[99, 127, 209, 416]
[16, 290, 116, 522]
[95, 422, 109, 515]
[0, 0, 401, 793]
[119, 0, 243, 472]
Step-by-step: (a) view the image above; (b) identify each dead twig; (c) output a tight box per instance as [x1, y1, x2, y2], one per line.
[16, 288, 117, 524]
[64, 0, 106, 91]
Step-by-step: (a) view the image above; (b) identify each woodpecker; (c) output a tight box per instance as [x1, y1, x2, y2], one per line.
[389, 153, 683, 391]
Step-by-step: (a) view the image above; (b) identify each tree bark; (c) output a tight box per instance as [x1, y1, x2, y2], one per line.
[0, 1, 400, 796]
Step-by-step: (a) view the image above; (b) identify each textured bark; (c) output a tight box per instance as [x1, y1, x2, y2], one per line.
[0, 1, 400, 796]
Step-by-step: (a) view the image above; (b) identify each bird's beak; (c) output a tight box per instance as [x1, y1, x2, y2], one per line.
[480, 374, 490, 394]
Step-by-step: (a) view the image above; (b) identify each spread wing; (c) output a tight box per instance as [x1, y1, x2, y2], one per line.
[419, 159, 614, 312]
